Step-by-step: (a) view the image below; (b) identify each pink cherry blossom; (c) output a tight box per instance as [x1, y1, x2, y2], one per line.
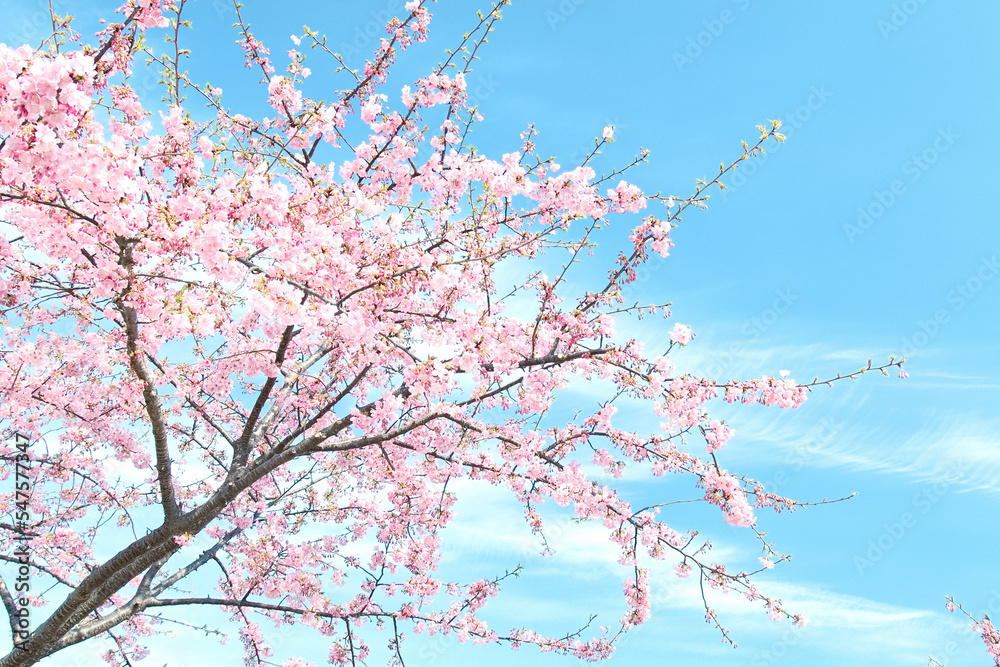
[0, 2, 912, 666]
[669, 323, 693, 345]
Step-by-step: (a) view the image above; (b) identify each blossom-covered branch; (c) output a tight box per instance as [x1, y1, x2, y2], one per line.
[0, 1, 910, 665]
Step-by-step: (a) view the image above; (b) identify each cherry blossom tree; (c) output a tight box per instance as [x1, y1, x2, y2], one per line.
[0, 1, 928, 665]
[944, 599, 1000, 667]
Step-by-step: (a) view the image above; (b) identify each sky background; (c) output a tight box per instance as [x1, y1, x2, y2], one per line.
[2, 0, 999, 665]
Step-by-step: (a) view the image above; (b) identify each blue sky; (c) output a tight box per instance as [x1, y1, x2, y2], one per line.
[3, 1, 999, 665]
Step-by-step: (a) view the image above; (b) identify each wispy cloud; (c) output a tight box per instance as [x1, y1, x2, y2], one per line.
[734, 405, 1000, 494]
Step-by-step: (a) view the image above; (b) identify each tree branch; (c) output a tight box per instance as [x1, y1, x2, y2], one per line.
[116, 237, 180, 525]
[54, 528, 241, 651]
[232, 324, 296, 471]
[0, 576, 19, 646]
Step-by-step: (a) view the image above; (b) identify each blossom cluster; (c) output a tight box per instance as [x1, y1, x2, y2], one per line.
[0, 1, 909, 665]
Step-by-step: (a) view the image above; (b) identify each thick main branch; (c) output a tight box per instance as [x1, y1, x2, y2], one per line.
[116, 237, 180, 525]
